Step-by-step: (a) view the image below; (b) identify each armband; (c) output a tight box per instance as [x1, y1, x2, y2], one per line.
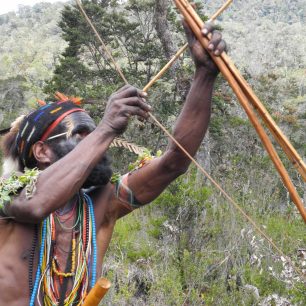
[114, 174, 142, 210]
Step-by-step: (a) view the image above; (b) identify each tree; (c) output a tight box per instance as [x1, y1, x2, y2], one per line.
[44, 0, 195, 158]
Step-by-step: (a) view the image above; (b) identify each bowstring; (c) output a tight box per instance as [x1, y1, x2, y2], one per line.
[74, 0, 305, 281]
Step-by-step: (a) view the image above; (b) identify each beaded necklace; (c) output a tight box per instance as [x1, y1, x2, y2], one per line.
[29, 193, 97, 306]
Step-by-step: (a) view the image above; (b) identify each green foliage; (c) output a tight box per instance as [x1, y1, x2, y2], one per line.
[128, 149, 162, 172]
[289, 282, 306, 304]
[44, 0, 166, 99]
[229, 116, 249, 127]
[103, 168, 306, 305]
[300, 111, 306, 120]
[42, 0, 194, 157]
[111, 213, 155, 262]
[0, 3, 66, 102]
[0, 168, 40, 208]
[244, 265, 287, 296]
[209, 116, 224, 137]
[147, 216, 167, 239]
[262, 216, 306, 253]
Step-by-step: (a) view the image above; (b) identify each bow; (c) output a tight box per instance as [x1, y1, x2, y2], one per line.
[74, 0, 306, 287]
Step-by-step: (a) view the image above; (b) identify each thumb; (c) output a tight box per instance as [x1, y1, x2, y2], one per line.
[182, 19, 196, 47]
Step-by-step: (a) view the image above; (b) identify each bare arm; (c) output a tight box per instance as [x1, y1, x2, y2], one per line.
[122, 68, 215, 204]
[113, 24, 226, 213]
[5, 86, 150, 223]
[5, 128, 114, 223]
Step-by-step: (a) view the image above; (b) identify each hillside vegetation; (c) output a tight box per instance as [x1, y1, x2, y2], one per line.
[0, 2, 66, 127]
[0, 1, 305, 305]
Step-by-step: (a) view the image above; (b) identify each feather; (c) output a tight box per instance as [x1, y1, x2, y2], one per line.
[2, 157, 21, 176]
[37, 99, 47, 106]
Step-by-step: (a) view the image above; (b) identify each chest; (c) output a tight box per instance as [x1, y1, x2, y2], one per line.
[52, 217, 78, 274]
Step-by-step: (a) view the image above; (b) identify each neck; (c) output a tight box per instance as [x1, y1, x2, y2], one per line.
[56, 194, 79, 215]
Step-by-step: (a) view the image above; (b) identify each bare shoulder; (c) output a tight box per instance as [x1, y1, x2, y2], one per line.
[90, 180, 133, 225]
[0, 218, 14, 235]
[89, 183, 122, 226]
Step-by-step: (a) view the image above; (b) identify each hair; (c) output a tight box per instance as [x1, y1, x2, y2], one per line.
[1, 115, 26, 175]
[1, 117, 68, 175]
[1, 102, 83, 175]
[1, 112, 83, 174]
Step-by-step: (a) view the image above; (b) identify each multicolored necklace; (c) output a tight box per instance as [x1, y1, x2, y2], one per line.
[29, 193, 97, 306]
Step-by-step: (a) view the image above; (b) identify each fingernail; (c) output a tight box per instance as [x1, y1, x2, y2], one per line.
[142, 91, 148, 97]
[208, 44, 214, 50]
[214, 50, 220, 56]
[202, 28, 208, 35]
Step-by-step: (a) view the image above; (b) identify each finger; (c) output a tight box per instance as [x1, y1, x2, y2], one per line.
[121, 97, 152, 112]
[114, 86, 147, 99]
[213, 40, 226, 56]
[116, 86, 137, 98]
[122, 106, 150, 120]
[110, 85, 133, 101]
[116, 84, 132, 93]
[207, 30, 222, 51]
[201, 21, 214, 36]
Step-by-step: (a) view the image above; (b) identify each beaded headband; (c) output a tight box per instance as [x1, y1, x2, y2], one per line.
[15, 101, 85, 168]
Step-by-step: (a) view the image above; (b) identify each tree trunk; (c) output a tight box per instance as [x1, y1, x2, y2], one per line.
[154, 0, 179, 78]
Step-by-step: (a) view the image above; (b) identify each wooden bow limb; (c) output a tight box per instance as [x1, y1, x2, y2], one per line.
[208, 0, 233, 22]
[178, 0, 306, 182]
[143, 43, 188, 92]
[174, 0, 306, 223]
[143, 0, 233, 93]
[83, 278, 111, 306]
[224, 56, 306, 181]
[75, 0, 305, 280]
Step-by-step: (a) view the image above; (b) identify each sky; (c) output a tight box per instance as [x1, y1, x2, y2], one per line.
[0, 0, 68, 15]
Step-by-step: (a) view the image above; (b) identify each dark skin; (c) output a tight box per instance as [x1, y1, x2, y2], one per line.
[0, 24, 226, 305]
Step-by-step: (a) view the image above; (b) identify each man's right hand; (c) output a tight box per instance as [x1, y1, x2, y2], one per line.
[100, 85, 151, 135]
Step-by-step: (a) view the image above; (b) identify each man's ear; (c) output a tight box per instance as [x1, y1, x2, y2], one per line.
[32, 141, 55, 166]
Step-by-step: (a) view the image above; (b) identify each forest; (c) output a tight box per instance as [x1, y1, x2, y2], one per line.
[0, 0, 305, 305]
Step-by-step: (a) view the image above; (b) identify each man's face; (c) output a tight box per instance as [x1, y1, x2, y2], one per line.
[47, 112, 112, 187]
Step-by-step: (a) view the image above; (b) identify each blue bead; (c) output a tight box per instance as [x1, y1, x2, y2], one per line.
[84, 193, 98, 288]
[30, 219, 47, 306]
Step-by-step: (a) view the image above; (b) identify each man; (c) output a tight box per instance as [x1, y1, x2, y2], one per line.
[0, 23, 225, 305]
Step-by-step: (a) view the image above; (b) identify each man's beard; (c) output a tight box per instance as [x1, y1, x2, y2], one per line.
[52, 138, 113, 188]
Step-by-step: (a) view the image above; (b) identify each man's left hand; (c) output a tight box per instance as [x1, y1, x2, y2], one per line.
[183, 21, 226, 76]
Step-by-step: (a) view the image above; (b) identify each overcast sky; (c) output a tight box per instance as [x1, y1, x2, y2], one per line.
[0, 0, 68, 15]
